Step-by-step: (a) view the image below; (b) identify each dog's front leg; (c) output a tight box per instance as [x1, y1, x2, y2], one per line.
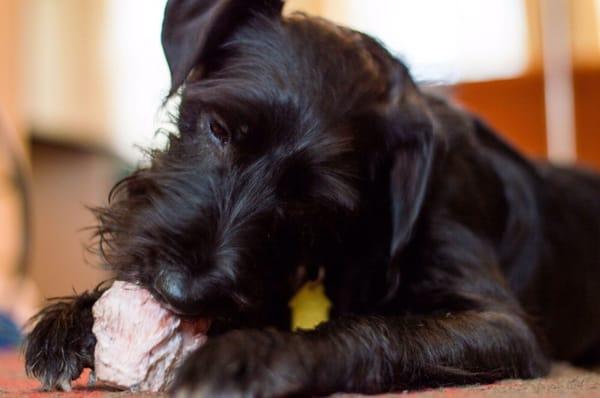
[24, 285, 107, 391]
[172, 308, 549, 397]
[304, 311, 549, 393]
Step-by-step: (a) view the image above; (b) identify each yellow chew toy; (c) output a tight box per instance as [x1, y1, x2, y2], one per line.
[289, 281, 331, 331]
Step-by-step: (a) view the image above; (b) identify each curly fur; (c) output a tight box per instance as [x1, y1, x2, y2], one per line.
[24, 1, 600, 396]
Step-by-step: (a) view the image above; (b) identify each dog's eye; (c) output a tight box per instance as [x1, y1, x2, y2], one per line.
[208, 118, 230, 145]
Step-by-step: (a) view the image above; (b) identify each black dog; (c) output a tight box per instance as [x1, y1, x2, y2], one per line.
[25, 1, 600, 396]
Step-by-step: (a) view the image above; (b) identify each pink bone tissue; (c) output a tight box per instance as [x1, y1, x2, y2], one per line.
[92, 281, 210, 392]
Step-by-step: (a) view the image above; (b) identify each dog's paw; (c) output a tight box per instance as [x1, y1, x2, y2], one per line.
[171, 329, 310, 398]
[24, 292, 99, 391]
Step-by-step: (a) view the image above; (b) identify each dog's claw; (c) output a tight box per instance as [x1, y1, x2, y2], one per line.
[173, 387, 197, 398]
[41, 374, 72, 392]
[58, 378, 72, 392]
[88, 370, 97, 387]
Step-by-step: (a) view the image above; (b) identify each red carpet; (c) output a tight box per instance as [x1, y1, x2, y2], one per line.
[0, 351, 162, 398]
[3, 350, 600, 398]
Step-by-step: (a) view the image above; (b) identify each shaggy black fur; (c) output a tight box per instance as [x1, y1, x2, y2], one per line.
[25, 0, 600, 396]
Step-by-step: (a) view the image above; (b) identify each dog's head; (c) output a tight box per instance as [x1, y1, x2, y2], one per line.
[95, 0, 436, 330]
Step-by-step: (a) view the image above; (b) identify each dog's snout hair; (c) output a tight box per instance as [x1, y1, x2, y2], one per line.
[94, 149, 280, 306]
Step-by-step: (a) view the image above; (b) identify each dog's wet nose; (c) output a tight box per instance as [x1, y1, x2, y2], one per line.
[154, 271, 198, 315]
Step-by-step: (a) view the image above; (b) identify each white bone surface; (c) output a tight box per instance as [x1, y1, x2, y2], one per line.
[92, 281, 209, 392]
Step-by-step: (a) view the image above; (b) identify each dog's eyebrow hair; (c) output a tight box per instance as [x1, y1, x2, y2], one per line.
[186, 79, 276, 107]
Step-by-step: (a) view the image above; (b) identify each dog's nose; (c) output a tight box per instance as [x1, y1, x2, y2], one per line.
[153, 271, 198, 315]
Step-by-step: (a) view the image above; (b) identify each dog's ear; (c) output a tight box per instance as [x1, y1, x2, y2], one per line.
[378, 81, 436, 298]
[383, 79, 436, 266]
[162, 0, 284, 93]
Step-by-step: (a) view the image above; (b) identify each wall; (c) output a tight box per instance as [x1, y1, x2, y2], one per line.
[0, 0, 24, 139]
[29, 143, 116, 299]
[22, 0, 110, 148]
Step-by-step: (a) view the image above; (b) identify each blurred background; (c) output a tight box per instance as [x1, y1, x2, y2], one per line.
[1, 0, 599, 344]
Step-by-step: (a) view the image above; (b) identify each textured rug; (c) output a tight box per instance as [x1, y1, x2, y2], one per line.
[2, 351, 600, 398]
